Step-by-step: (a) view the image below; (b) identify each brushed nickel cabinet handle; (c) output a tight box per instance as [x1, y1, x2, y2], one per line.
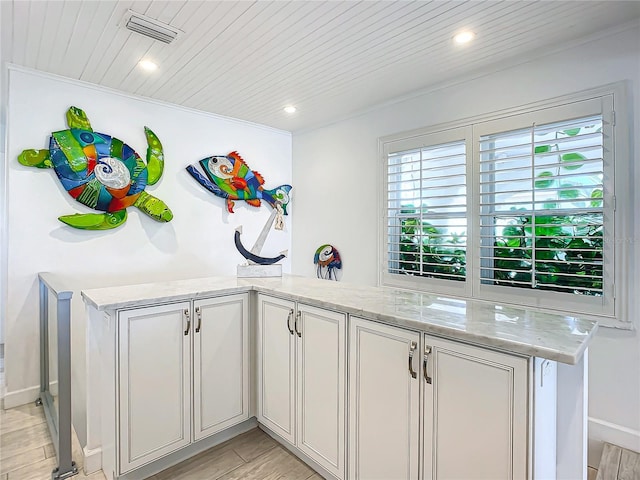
[409, 341, 417, 379]
[423, 345, 432, 384]
[286, 309, 294, 335]
[184, 309, 191, 336]
[195, 306, 202, 333]
[295, 310, 302, 338]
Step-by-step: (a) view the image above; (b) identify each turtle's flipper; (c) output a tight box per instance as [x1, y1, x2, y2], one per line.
[144, 127, 164, 186]
[66, 107, 93, 131]
[133, 191, 173, 222]
[18, 149, 52, 168]
[58, 210, 127, 230]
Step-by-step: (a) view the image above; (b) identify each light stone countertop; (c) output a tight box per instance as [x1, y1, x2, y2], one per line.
[81, 274, 598, 365]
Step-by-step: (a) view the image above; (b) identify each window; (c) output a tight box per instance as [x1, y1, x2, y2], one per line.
[381, 88, 629, 324]
[386, 139, 467, 282]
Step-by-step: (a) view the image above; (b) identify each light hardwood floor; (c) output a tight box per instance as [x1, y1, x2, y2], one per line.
[0, 403, 321, 480]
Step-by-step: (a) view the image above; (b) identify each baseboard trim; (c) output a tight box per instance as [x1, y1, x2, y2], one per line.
[3, 385, 40, 409]
[83, 445, 102, 475]
[588, 417, 640, 467]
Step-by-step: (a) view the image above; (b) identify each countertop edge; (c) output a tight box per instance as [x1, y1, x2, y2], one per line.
[81, 278, 597, 365]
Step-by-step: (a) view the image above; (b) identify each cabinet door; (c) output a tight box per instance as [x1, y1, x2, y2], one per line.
[257, 295, 296, 444]
[118, 302, 191, 473]
[193, 294, 249, 441]
[296, 304, 346, 479]
[422, 335, 528, 480]
[349, 317, 421, 480]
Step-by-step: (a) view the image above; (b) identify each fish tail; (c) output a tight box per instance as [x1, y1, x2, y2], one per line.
[265, 185, 292, 214]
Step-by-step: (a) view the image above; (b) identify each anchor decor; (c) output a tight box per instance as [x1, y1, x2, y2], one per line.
[186, 151, 292, 277]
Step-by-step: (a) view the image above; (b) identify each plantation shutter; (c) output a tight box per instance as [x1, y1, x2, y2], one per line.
[385, 137, 468, 286]
[478, 114, 605, 296]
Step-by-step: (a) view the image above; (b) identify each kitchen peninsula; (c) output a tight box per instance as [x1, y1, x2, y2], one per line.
[82, 275, 596, 480]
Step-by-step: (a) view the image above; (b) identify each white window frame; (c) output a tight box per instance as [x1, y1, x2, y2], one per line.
[381, 126, 472, 297]
[378, 83, 632, 328]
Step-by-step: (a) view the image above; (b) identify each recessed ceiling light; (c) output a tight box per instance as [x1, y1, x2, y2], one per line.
[453, 31, 475, 45]
[283, 105, 297, 114]
[138, 59, 158, 72]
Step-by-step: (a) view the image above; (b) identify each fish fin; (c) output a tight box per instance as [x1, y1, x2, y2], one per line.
[246, 199, 261, 207]
[226, 198, 235, 213]
[231, 177, 248, 190]
[58, 210, 127, 230]
[227, 151, 246, 165]
[254, 171, 265, 185]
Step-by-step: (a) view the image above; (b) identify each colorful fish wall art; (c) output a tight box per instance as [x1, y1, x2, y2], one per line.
[314, 244, 342, 280]
[186, 151, 292, 266]
[186, 151, 292, 215]
[18, 107, 172, 230]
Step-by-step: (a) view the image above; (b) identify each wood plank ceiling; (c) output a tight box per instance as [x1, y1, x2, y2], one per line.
[2, 1, 640, 132]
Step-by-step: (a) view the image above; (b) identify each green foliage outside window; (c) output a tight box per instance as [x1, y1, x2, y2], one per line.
[398, 209, 466, 281]
[397, 125, 604, 295]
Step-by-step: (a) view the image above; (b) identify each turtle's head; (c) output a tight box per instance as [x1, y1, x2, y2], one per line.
[66, 106, 93, 131]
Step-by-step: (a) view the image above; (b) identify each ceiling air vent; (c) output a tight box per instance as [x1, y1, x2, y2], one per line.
[122, 10, 182, 44]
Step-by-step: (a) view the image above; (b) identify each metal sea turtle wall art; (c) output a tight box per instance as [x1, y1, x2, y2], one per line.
[18, 106, 173, 230]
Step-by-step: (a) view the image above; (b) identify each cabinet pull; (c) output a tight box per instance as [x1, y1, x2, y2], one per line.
[423, 345, 432, 384]
[195, 306, 202, 333]
[184, 309, 191, 336]
[408, 341, 417, 379]
[295, 310, 302, 337]
[286, 309, 294, 335]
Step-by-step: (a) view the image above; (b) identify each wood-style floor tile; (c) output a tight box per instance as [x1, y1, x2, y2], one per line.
[43, 442, 55, 459]
[5, 456, 56, 480]
[230, 428, 278, 462]
[0, 404, 318, 480]
[0, 445, 47, 475]
[217, 446, 314, 480]
[0, 403, 46, 435]
[303, 474, 323, 480]
[0, 422, 50, 461]
[154, 445, 245, 480]
[597, 442, 640, 480]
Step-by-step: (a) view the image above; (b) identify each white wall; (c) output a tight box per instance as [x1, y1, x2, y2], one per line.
[3, 67, 292, 444]
[292, 25, 640, 465]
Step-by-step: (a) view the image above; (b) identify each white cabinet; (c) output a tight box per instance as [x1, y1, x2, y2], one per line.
[117, 294, 248, 474]
[194, 295, 249, 440]
[422, 334, 528, 480]
[349, 317, 530, 480]
[256, 295, 296, 443]
[118, 302, 192, 473]
[348, 316, 421, 480]
[257, 295, 346, 479]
